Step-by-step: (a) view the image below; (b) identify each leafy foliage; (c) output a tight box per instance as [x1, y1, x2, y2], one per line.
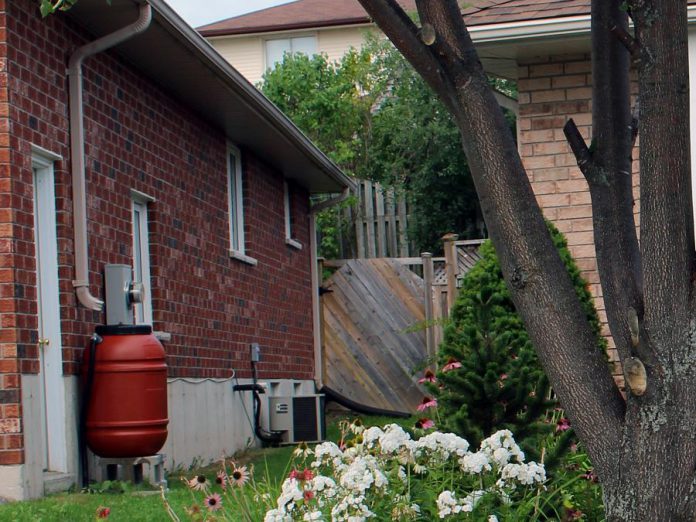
[39, 0, 110, 17]
[261, 38, 486, 255]
[434, 223, 606, 462]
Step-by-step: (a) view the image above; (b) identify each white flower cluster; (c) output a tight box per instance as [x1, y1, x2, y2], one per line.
[498, 461, 546, 486]
[480, 429, 525, 467]
[436, 489, 484, 518]
[415, 431, 470, 460]
[265, 425, 546, 521]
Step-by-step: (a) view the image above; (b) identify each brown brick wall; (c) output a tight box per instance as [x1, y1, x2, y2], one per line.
[0, 0, 317, 462]
[518, 54, 640, 382]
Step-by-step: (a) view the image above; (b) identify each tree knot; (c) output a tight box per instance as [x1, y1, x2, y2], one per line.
[510, 267, 528, 289]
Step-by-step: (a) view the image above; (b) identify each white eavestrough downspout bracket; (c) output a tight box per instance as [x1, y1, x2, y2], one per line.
[67, 3, 153, 311]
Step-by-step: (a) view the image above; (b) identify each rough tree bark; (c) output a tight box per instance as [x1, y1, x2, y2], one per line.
[356, 0, 696, 519]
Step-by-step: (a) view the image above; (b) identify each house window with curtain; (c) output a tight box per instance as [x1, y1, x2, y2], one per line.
[265, 35, 317, 69]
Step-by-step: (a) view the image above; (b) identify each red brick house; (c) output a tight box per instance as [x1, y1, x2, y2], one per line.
[0, 0, 352, 499]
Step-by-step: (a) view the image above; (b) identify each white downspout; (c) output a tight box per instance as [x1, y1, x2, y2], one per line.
[309, 188, 351, 387]
[67, 3, 153, 310]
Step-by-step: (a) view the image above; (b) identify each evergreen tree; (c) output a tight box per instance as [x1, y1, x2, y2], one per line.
[434, 224, 606, 461]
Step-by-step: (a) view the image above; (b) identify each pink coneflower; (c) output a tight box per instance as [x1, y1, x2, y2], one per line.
[418, 369, 437, 384]
[442, 358, 462, 372]
[556, 418, 571, 432]
[187, 474, 208, 491]
[417, 396, 437, 411]
[415, 418, 435, 429]
[95, 506, 111, 519]
[204, 493, 223, 512]
[215, 470, 227, 489]
[229, 464, 250, 486]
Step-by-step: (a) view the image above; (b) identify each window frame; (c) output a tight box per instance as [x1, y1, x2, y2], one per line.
[131, 194, 153, 325]
[284, 180, 302, 250]
[264, 34, 318, 70]
[227, 144, 257, 265]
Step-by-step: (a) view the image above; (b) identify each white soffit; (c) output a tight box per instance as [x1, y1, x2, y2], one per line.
[472, 7, 696, 79]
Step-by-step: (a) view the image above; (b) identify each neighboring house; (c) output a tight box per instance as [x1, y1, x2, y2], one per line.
[200, 0, 696, 380]
[0, 0, 352, 500]
[197, 0, 417, 84]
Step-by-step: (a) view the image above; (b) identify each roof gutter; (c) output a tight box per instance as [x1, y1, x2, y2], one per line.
[68, 3, 153, 311]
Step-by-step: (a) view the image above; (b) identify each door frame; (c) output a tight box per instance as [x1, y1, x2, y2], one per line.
[32, 147, 68, 472]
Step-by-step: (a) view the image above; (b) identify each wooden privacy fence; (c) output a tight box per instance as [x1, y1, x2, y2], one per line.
[388, 237, 484, 360]
[324, 236, 484, 372]
[320, 258, 428, 413]
[336, 179, 413, 259]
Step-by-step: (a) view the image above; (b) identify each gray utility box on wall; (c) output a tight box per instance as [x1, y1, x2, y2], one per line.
[268, 395, 326, 444]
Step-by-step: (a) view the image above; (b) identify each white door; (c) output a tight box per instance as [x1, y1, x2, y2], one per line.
[33, 156, 67, 472]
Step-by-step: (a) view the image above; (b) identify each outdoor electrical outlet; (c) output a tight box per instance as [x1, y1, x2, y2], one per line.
[250, 343, 261, 362]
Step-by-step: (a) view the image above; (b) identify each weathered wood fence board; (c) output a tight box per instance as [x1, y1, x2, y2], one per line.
[321, 239, 484, 412]
[322, 259, 428, 413]
[337, 179, 413, 260]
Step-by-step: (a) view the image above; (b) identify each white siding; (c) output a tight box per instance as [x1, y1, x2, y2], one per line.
[210, 36, 265, 85]
[317, 26, 376, 63]
[162, 378, 315, 469]
[206, 25, 381, 85]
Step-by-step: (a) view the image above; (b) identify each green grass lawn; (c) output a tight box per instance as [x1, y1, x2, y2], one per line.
[0, 412, 412, 521]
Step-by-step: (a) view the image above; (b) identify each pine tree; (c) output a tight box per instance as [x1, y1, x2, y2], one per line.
[433, 223, 606, 461]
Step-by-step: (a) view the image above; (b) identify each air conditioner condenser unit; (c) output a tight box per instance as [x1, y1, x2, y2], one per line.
[268, 395, 325, 444]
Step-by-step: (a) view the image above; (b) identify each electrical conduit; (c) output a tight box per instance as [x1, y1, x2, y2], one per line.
[68, 3, 153, 310]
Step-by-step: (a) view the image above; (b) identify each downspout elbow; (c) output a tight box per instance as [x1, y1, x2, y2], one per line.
[68, 4, 152, 311]
[310, 187, 351, 214]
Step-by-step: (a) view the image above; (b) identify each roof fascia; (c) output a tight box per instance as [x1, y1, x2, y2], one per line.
[205, 22, 373, 41]
[147, 0, 354, 192]
[470, 7, 696, 44]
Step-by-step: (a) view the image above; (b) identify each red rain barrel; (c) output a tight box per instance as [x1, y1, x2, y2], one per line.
[83, 325, 168, 458]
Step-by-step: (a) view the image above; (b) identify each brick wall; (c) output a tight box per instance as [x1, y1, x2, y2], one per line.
[0, 0, 316, 464]
[517, 54, 640, 383]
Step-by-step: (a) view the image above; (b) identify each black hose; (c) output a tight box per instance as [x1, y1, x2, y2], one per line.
[252, 390, 283, 445]
[319, 385, 412, 418]
[79, 333, 102, 490]
[250, 361, 283, 445]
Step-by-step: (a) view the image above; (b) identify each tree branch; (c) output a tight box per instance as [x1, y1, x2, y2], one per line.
[358, 0, 461, 117]
[359, 0, 626, 479]
[611, 24, 642, 60]
[630, 0, 694, 360]
[563, 118, 593, 179]
[574, 0, 645, 378]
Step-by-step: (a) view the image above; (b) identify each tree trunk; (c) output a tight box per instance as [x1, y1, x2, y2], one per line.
[357, 0, 696, 519]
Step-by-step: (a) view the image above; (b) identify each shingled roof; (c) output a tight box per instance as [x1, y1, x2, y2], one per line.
[198, 0, 594, 37]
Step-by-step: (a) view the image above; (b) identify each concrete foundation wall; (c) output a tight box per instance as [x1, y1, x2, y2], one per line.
[162, 378, 315, 470]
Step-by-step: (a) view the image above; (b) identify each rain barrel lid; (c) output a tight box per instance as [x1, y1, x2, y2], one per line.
[95, 325, 153, 336]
